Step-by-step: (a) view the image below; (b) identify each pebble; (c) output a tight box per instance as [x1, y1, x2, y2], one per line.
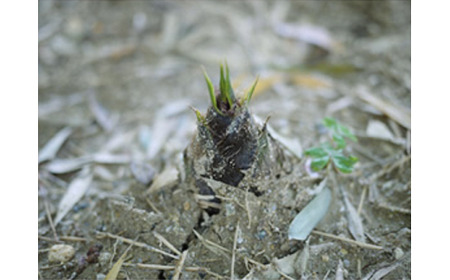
[98, 252, 112, 267]
[394, 247, 404, 260]
[48, 244, 75, 263]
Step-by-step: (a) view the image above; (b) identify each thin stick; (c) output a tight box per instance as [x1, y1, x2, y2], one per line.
[352, 144, 385, 165]
[369, 155, 411, 182]
[275, 266, 296, 280]
[40, 264, 65, 270]
[126, 263, 225, 279]
[154, 232, 182, 256]
[38, 235, 61, 243]
[145, 197, 161, 214]
[231, 223, 239, 280]
[173, 250, 188, 280]
[44, 200, 59, 241]
[60, 236, 88, 242]
[357, 186, 367, 215]
[245, 187, 252, 229]
[96, 231, 179, 259]
[357, 258, 362, 279]
[311, 230, 383, 250]
[377, 201, 411, 214]
[245, 257, 267, 269]
[193, 230, 230, 253]
[185, 267, 224, 279]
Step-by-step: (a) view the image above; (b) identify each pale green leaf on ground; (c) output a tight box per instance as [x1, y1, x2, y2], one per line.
[288, 186, 332, 241]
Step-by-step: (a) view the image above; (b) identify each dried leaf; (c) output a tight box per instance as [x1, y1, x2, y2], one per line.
[288, 185, 331, 241]
[366, 120, 406, 145]
[356, 86, 410, 129]
[88, 90, 115, 132]
[102, 130, 136, 153]
[364, 262, 400, 280]
[335, 259, 344, 280]
[46, 156, 92, 174]
[290, 73, 331, 89]
[254, 115, 302, 159]
[268, 126, 303, 159]
[326, 96, 353, 114]
[366, 120, 395, 141]
[294, 240, 310, 276]
[275, 23, 334, 50]
[39, 92, 84, 117]
[146, 167, 178, 194]
[341, 188, 365, 243]
[147, 116, 178, 159]
[273, 251, 299, 276]
[54, 167, 93, 225]
[251, 75, 282, 98]
[39, 127, 73, 163]
[93, 166, 116, 181]
[93, 153, 131, 164]
[105, 247, 130, 280]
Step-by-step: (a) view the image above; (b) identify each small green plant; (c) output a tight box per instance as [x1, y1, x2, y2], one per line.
[305, 117, 358, 173]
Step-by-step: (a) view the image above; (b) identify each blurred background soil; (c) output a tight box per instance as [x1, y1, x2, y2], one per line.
[38, 1, 411, 279]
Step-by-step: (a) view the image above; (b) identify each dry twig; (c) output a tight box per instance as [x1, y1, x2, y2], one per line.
[377, 201, 411, 215]
[95, 231, 179, 259]
[44, 199, 59, 241]
[173, 250, 188, 280]
[245, 187, 252, 229]
[231, 222, 240, 280]
[124, 263, 225, 279]
[145, 197, 162, 214]
[192, 229, 231, 254]
[153, 231, 182, 256]
[357, 185, 367, 215]
[311, 230, 383, 250]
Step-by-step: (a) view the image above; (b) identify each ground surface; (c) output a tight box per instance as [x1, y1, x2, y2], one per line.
[38, 1, 411, 279]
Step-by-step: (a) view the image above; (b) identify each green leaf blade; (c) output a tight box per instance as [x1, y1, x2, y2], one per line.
[332, 155, 358, 173]
[224, 62, 235, 107]
[305, 147, 328, 158]
[310, 156, 330, 171]
[202, 67, 222, 116]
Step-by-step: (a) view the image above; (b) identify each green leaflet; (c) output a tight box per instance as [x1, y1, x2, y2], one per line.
[305, 118, 358, 173]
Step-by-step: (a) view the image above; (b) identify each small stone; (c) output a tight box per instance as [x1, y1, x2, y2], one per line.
[98, 252, 111, 267]
[321, 254, 329, 262]
[48, 244, 75, 263]
[130, 161, 155, 185]
[183, 201, 191, 211]
[96, 273, 106, 280]
[394, 247, 404, 260]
